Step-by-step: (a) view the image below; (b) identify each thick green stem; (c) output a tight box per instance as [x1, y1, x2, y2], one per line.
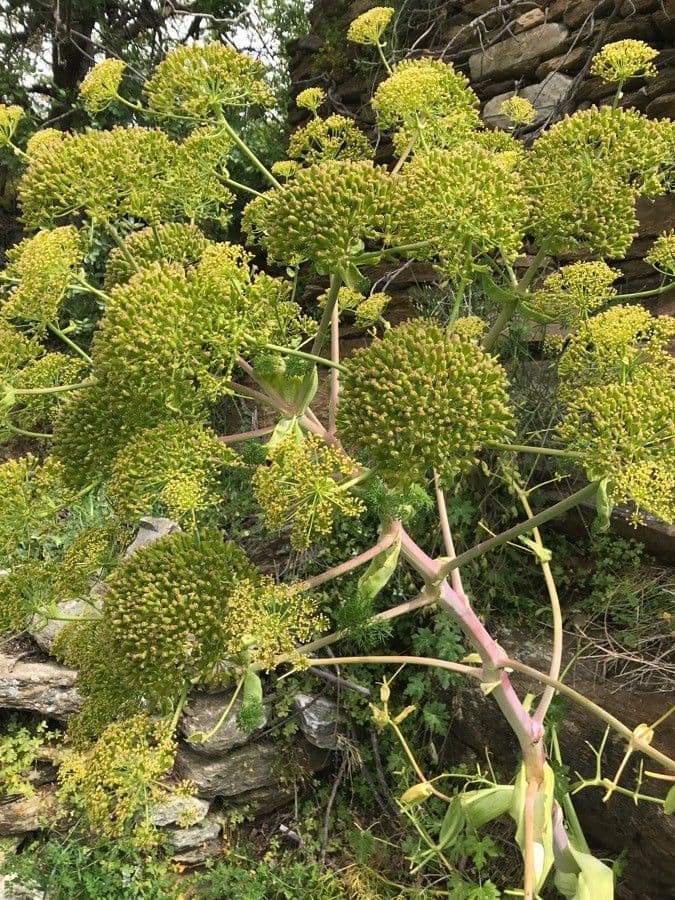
[482, 298, 518, 352]
[618, 281, 675, 301]
[262, 341, 347, 372]
[6, 424, 53, 440]
[295, 273, 342, 411]
[103, 222, 139, 273]
[487, 442, 584, 459]
[352, 241, 431, 265]
[219, 118, 281, 188]
[10, 378, 96, 397]
[375, 40, 393, 75]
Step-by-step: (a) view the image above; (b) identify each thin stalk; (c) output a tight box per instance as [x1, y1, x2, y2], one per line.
[218, 117, 281, 188]
[221, 175, 263, 197]
[388, 717, 454, 804]
[310, 655, 483, 680]
[617, 281, 675, 300]
[47, 322, 93, 364]
[226, 380, 291, 415]
[169, 684, 189, 734]
[72, 275, 111, 306]
[487, 442, 584, 460]
[550, 728, 589, 852]
[512, 488, 563, 725]
[262, 341, 347, 372]
[294, 525, 400, 593]
[502, 658, 675, 773]
[375, 40, 393, 75]
[391, 136, 416, 174]
[351, 241, 431, 265]
[10, 378, 96, 397]
[5, 424, 53, 440]
[329, 299, 340, 434]
[433, 470, 465, 597]
[192, 676, 245, 743]
[236, 354, 292, 412]
[483, 298, 518, 352]
[103, 222, 139, 273]
[435, 482, 599, 583]
[219, 426, 274, 445]
[517, 244, 550, 293]
[296, 273, 342, 411]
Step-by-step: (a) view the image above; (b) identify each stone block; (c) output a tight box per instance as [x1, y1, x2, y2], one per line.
[513, 8, 545, 32]
[123, 517, 180, 559]
[646, 91, 675, 119]
[469, 23, 569, 82]
[563, 0, 613, 28]
[294, 693, 341, 750]
[482, 72, 573, 129]
[535, 46, 587, 79]
[179, 689, 269, 757]
[150, 795, 210, 827]
[29, 599, 99, 655]
[0, 653, 79, 720]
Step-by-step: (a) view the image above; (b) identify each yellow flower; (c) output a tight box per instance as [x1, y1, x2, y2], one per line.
[591, 40, 658, 83]
[347, 7, 395, 46]
[79, 59, 126, 114]
[295, 87, 326, 113]
[0, 104, 23, 141]
[499, 96, 536, 126]
[645, 230, 675, 276]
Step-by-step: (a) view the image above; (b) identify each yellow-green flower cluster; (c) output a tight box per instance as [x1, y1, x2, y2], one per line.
[591, 40, 658, 83]
[103, 223, 212, 290]
[347, 6, 395, 45]
[144, 43, 274, 119]
[396, 146, 529, 279]
[523, 106, 672, 256]
[499, 96, 536, 126]
[646, 230, 675, 276]
[527, 261, 619, 325]
[58, 714, 176, 847]
[0, 561, 51, 636]
[106, 421, 238, 523]
[105, 530, 258, 699]
[170, 127, 235, 226]
[242, 160, 396, 269]
[0, 104, 23, 143]
[253, 432, 365, 550]
[288, 114, 373, 164]
[0, 320, 40, 373]
[469, 130, 525, 170]
[224, 576, 328, 669]
[2, 227, 82, 331]
[372, 59, 480, 155]
[296, 87, 326, 113]
[338, 318, 515, 483]
[557, 377, 674, 524]
[270, 159, 301, 180]
[451, 315, 487, 341]
[7, 352, 87, 437]
[318, 286, 390, 325]
[79, 58, 126, 114]
[558, 304, 675, 391]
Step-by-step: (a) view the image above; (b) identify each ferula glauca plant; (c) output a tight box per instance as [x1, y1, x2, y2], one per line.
[0, 16, 674, 898]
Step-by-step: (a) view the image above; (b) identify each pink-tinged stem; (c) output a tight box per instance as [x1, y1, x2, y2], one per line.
[433, 469, 466, 598]
[329, 300, 340, 435]
[399, 528, 543, 758]
[294, 524, 400, 593]
[236, 354, 292, 412]
[219, 426, 274, 445]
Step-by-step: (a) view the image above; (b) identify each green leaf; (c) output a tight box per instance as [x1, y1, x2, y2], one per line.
[242, 670, 263, 707]
[510, 762, 556, 892]
[267, 416, 302, 450]
[461, 785, 514, 830]
[356, 535, 401, 603]
[554, 840, 614, 900]
[665, 785, 675, 815]
[519, 300, 556, 324]
[480, 272, 520, 308]
[594, 477, 613, 533]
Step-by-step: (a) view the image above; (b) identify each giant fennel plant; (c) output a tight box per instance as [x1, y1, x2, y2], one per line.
[0, 22, 674, 899]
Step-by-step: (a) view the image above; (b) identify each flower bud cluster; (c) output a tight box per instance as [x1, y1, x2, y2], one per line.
[296, 87, 326, 113]
[347, 6, 395, 45]
[338, 318, 515, 483]
[288, 114, 373, 165]
[396, 146, 528, 279]
[224, 576, 328, 669]
[0, 320, 40, 372]
[372, 59, 480, 154]
[645, 230, 675, 275]
[558, 304, 675, 391]
[523, 106, 672, 256]
[0, 104, 23, 142]
[1, 227, 82, 331]
[528, 261, 619, 325]
[104, 222, 212, 290]
[107, 420, 238, 523]
[7, 352, 87, 437]
[252, 432, 365, 550]
[499, 96, 536, 126]
[104, 530, 258, 699]
[591, 40, 658, 83]
[78, 58, 126, 114]
[451, 316, 488, 341]
[242, 160, 397, 269]
[144, 44, 274, 119]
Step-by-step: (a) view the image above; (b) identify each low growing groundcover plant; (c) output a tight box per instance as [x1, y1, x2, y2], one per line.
[0, 8, 673, 897]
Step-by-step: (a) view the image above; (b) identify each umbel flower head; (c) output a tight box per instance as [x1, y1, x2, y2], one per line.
[0, 320, 40, 374]
[396, 145, 529, 280]
[372, 58, 480, 154]
[523, 105, 672, 256]
[591, 40, 658, 83]
[253, 432, 365, 550]
[347, 6, 395, 45]
[558, 304, 675, 392]
[287, 114, 373, 165]
[646, 230, 675, 276]
[144, 43, 274, 119]
[224, 576, 328, 669]
[106, 421, 238, 524]
[296, 87, 326, 114]
[318, 286, 390, 326]
[1, 227, 82, 331]
[6, 352, 87, 438]
[499, 96, 536, 127]
[242, 160, 396, 270]
[451, 315, 487, 341]
[104, 529, 259, 700]
[104, 222, 212, 290]
[0, 104, 23, 142]
[338, 318, 515, 483]
[526, 261, 619, 326]
[557, 375, 675, 525]
[79, 58, 126, 114]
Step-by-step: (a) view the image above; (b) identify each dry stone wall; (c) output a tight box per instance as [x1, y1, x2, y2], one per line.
[289, 0, 675, 306]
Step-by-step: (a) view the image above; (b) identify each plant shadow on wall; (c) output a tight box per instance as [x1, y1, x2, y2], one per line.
[0, 6, 674, 898]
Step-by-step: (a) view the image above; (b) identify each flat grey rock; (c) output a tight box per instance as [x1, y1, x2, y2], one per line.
[0, 653, 79, 719]
[174, 741, 280, 799]
[482, 72, 574, 130]
[150, 795, 210, 827]
[180, 690, 269, 757]
[29, 599, 99, 655]
[469, 23, 568, 82]
[165, 817, 221, 851]
[123, 517, 181, 559]
[294, 693, 340, 750]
